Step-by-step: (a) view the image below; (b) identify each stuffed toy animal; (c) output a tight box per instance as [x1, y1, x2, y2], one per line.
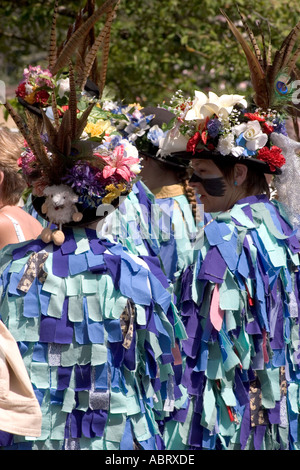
[40, 184, 83, 246]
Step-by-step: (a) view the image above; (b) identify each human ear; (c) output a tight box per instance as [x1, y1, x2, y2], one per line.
[234, 164, 248, 186]
[0, 171, 4, 187]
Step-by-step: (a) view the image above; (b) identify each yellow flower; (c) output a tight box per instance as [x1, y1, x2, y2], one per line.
[102, 183, 127, 204]
[84, 120, 116, 138]
[25, 91, 37, 104]
[129, 103, 143, 110]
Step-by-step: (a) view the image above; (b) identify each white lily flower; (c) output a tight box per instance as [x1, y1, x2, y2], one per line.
[57, 77, 70, 98]
[203, 92, 247, 120]
[185, 91, 208, 120]
[185, 90, 247, 122]
[158, 129, 190, 156]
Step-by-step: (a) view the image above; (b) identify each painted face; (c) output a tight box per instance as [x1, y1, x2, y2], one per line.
[189, 159, 232, 212]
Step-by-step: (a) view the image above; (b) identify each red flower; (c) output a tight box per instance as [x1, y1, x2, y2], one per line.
[187, 131, 201, 154]
[201, 130, 208, 145]
[244, 113, 266, 122]
[15, 82, 26, 99]
[257, 146, 286, 172]
[207, 143, 215, 150]
[35, 90, 50, 105]
[262, 122, 274, 135]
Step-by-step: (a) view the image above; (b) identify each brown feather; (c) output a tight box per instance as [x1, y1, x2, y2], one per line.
[236, 5, 263, 64]
[40, 108, 58, 144]
[67, 61, 78, 140]
[50, 90, 60, 130]
[78, 11, 114, 90]
[221, 9, 268, 109]
[287, 43, 300, 76]
[75, 102, 95, 139]
[3, 102, 30, 143]
[48, 0, 59, 69]
[98, 5, 118, 97]
[56, 108, 72, 155]
[279, 21, 300, 70]
[50, 0, 118, 76]
[26, 112, 51, 169]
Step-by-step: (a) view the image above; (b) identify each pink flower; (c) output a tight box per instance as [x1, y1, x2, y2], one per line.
[101, 145, 140, 182]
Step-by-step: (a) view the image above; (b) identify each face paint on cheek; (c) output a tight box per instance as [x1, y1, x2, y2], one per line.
[189, 173, 226, 197]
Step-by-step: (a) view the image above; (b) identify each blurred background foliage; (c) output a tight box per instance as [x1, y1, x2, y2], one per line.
[0, 0, 300, 107]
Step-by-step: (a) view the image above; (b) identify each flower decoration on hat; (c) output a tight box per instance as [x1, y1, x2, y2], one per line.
[162, 88, 287, 174]
[3, 0, 135, 246]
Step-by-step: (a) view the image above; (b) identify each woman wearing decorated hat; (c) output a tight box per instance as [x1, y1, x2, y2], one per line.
[0, 1, 187, 450]
[161, 12, 300, 450]
[133, 102, 200, 293]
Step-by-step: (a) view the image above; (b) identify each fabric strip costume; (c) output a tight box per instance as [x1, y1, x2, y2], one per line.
[0, 0, 188, 450]
[156, 9, 300, 450]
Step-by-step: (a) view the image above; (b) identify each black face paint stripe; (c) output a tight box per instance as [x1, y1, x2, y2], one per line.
[189, 172, 227, 197]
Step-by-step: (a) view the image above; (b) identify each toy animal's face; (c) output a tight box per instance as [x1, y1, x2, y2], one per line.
[49, 193, 69, 210]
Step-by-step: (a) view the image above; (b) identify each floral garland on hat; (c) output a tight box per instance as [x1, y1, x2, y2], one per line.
[164, 89, 287, 173]
[16, 66, 142, 210]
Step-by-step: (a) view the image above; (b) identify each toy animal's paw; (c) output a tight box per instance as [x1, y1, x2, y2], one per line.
[41, 227, 53, 244]
[72, 212, 83, 223]
[41, 202, 48, 214]
[52, 230, 65, 246]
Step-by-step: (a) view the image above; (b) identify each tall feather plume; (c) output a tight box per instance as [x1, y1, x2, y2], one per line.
[55, 108, 72, 156]
[67, 61, 78, 140]
[221, 9, 268, 109]
[3, 102, 31, 144]
[50, 0, 118, 76]
[222, 9, 300, 114]
[75, 102, 95, 139]
[48, 0, 59, 69]
[25, 112, 52, 169]
[50, 90, 60, 130]
[236, 5, 263, 65]
[98, 2, 119, 98]
[78, 5, 116, 91]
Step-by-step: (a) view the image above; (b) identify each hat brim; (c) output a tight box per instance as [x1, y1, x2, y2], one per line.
[32, 194, 126, 228]
[141, 150, 190, 169]
[172, 149, 282, 175]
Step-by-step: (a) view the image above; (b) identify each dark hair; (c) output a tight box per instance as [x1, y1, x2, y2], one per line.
[213, 158, 270, 198]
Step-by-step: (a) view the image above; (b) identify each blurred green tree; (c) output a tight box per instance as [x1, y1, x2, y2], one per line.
[0, 0, 300, 106]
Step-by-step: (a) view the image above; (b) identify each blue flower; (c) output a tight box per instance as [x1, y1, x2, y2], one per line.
[207, 118, 222, 138]
[272, 118, 288, 136]
[235, 133, 256, 157]
[147, 125, 166, 147]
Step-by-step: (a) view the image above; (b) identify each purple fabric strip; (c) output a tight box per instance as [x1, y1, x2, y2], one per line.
[57, 366, 73, 390]
[52, 245, 69, 278]
[75, 364, 91, 391]
[198, 245, 227, 283]
[54, 298, 74, 344]
[240, 402, 251, 449]
[254, 425, 267, 450]
[268, 401, 280, 424]
[12, 238, 46, 260]
[103, 254, 121, 288]
[140, 256, 169, 288]
[91, 409, 108, 437]
[39, 314, 57, 343]
[180, 267, 193, 302]
[81, 409, 94, 438]
[60, 229, 77, 254]
[70, 410, 82, 438]
[241, 204, 254, 222]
